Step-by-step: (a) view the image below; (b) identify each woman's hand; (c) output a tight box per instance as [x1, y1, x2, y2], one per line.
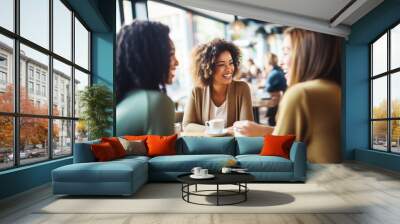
[225, 126, 234, 135]
[233, 120, 273, 137]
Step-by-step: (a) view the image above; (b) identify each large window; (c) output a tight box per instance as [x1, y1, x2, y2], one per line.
[146, 0, 228, 104]
[371, 23, 400, 153]
[0, 0, 91, 170]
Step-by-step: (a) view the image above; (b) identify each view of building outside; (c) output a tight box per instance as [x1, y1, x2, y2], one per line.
[0, 0, 90, 170]
[0, 39, 77, 168]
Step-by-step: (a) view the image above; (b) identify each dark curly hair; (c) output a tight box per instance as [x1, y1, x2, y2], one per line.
[191, 39, 241, 87]
[116, 20, 171, 103]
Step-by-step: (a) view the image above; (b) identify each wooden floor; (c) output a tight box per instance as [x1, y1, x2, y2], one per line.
[1, 162, 400, 224]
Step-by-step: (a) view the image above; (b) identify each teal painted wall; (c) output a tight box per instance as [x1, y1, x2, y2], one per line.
[66, 0, 110, 32]
[91, 0, 116, 135]
[92, 33, 114, 88]
[355, 149, 400, 172]
[0, 158, 72, 199]
[0, 0, 116, 200]
[345, 0, 400, 171]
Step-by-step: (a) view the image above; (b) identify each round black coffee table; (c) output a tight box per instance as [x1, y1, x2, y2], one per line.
[177, 173, 255, 206]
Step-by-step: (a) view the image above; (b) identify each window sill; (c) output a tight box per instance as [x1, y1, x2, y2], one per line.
[0, 156, 72, 176]
[355, 148, 400, 172]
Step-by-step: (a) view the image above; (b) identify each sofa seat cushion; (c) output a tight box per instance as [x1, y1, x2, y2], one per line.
[53, 159, 147, 183]
[117, 155, 150, 163]
[236, 155, 293, 172]
[149, 154, 235, 172]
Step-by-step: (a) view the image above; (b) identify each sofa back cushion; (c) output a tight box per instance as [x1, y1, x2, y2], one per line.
[177, 136, 235, 155]
[147, 134, 177, 157]
[101, 137, 127, 158]
[260, 134, 296, 159]
[91, 142, 118, 161]
[118, 137, 147, 156]
[73, 139, 100, 163]
[236, 137, 264, 155]
[124, 135, 148, 141]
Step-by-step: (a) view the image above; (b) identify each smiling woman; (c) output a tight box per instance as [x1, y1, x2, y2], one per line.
[182, 39, 254, 133]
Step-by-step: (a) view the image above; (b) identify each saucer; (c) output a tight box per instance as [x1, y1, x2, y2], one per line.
[205, 129, 228, 137]
[190, 174, 215, 179]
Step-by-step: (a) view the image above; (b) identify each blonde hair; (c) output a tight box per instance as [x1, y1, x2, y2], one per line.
[284, 28, 343, 86]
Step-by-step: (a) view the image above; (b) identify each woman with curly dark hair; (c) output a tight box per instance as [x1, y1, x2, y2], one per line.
[182, 39, 254, 133]
[116, 20, 179, 136]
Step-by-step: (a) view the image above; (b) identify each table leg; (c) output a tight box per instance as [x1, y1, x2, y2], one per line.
[187, 184, 190, 202]
[245, 183, 247, 201]
[181, 184, 183, 199]
[253, 107, 260, 123]
[195, 184, 197, 192]
[217, 184, 219, 206]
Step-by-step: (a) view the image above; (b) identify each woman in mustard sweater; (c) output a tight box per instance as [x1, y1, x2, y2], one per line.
[234, 28, 343, 163]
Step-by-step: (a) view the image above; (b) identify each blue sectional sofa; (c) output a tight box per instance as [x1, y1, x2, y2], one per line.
[52, 136, 306, 196]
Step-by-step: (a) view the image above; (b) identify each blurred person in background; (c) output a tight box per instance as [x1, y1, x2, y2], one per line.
[116, 20, 179, 136]
[183, 39, 254, 133]
[264, 53, 287, 126]
[234, 28, 342, 163]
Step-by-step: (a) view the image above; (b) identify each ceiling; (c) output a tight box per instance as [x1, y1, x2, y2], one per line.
[164, 0, 384, 38]
[225, 0, 353, 24]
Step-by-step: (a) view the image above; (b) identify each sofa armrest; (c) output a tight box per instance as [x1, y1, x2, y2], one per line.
[73, 140, 99, 163]
[289, 141, 307, 181]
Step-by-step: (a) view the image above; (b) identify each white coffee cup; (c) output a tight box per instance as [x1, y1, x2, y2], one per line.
[191, 167, 202, 176]
[221, 167, 232, 173]
[200, 169, 208, 176]
[205, 119, 225, 134]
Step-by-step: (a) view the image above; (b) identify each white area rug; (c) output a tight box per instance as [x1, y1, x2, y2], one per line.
[38, 183, 361, 214]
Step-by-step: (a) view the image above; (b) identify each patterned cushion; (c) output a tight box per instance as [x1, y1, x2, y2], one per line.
[118, 137, 147, 156]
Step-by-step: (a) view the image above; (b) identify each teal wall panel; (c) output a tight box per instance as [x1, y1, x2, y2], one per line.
[66, 0, 110, 32]
[355, 149, 400, 172]
[91, 0, 116, 135]
[92, 32, 115, 136]
[0, 158, 72, 199]
[92, 33, 114, 88]
[343, 44, 369, 159]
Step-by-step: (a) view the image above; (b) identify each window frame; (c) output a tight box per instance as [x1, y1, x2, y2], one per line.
[0, 0, 92, 171]
[370, 19, 400, 154]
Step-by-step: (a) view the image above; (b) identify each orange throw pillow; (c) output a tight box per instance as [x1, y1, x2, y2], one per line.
[91, 142, 117, 161]
[146, 134, 177, 157]
[260, 134, 296, 159]
[124, 135, 148, 141]
[101, 137, 126, 158]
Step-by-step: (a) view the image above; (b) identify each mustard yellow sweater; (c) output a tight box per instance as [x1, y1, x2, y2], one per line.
[273, 79, 342, 163]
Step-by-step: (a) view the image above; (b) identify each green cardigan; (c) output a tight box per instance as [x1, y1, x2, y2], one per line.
[116, 90, 175, 136]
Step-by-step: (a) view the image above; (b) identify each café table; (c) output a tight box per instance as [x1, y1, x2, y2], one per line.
[252, 98, 271, 123]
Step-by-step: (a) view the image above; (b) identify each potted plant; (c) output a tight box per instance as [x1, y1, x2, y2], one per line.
[79, 84, 113, 140]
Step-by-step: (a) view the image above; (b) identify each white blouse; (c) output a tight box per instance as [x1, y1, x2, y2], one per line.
[209, 100, 228, 127]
